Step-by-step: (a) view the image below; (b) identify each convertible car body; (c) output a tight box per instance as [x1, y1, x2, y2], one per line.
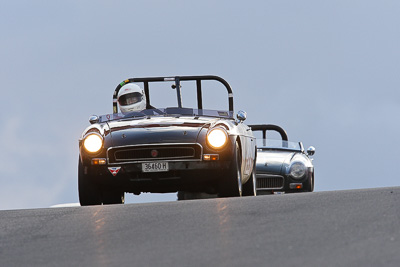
[78, 75, 257, 205]
[249, 124, 315, 194]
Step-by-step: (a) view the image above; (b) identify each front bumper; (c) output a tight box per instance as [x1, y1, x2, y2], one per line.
[83, 160, 231, 194]
[255, 167, 313, 193]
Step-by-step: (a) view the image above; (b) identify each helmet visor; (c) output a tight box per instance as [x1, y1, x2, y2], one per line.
[118, 92, 143, 106]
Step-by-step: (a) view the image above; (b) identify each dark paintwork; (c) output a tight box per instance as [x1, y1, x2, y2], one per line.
[79, 76, 256, 198]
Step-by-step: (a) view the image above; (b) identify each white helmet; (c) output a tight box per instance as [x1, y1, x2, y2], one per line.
[117, 83, 146, 114]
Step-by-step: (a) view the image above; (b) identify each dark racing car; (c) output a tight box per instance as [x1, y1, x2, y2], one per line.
[78, 75, 257, 205]
[249, 124, 315, 194]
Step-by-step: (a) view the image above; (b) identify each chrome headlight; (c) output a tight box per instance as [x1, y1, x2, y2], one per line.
[207, 128, 228, 149]
[83, 133, 103, 153]
[289, 162, 306, 179]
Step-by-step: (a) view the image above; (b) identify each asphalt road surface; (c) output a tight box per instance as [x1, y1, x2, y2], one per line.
[1, 187, 399, 266]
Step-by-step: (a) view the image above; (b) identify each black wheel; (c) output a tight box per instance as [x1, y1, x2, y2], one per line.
[102, 190, 125, 205]
[78, 159, 102, 206]
[177, 191, 217, 200]
[177, 191, 186, 200]
[242, 161, 256, 196]
[305, 173, 314, 192]
[218, 141, 242, 197]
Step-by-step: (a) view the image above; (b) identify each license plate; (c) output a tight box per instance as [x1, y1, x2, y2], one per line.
[142, 162, 169, 173]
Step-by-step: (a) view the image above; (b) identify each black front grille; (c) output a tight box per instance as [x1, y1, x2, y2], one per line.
[108, 144, 202, 163]
[256, 175, 284, 189]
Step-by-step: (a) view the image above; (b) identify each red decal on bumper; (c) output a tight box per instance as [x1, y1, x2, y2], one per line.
[108, 167, 121, 176]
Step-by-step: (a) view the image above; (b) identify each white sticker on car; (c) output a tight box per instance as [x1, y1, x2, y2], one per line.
[142, 162, 169, 172]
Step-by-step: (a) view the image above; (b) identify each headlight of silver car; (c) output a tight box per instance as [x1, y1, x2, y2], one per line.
[289, 162, 306, 179]
[207, 128, 228, 149]
[83, 133, 103, 153]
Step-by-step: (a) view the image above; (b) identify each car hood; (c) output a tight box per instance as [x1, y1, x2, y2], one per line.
[106, 117, 214, 147]
[256, 150, 295, 175]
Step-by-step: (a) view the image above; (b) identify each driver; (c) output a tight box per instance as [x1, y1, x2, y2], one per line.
[117, 84, 147, 114]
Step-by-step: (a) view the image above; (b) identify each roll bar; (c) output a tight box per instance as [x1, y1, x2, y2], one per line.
[249, 124, 289, 147]
[113, 75, 234, 114]
[249, 124, 288, 141]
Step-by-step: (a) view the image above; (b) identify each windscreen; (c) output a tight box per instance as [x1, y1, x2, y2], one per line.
[256, 138, 302, 151]
[98, 108, 234, 123]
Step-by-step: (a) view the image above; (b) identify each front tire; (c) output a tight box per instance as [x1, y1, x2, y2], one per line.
[177, 191, 217, 200]
[102, 190, 125, 205]
[218, 141, 242, 197]
[78, 159, 102, 206]
[177, 191, 186, 200]
[242, 161, 256, 196]
[79, 159, 125, 206]
[305, 173, 314, 192]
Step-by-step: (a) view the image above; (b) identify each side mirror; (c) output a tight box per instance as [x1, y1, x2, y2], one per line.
[89, 115, 99, 124]
[307, 146, 316, 156]
[236, 110, 247, 123]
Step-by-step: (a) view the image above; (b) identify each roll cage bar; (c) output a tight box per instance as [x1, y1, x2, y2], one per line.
[249, 124, 288, 141]
[249, 124, 289, 147]
[113, 75, 234, 114]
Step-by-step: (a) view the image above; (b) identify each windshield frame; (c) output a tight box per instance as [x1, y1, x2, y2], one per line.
[256, 138, 304, 153]
[98, 108, 234, 123]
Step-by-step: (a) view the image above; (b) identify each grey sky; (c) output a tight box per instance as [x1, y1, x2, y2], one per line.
[1, 0, 399, 210]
